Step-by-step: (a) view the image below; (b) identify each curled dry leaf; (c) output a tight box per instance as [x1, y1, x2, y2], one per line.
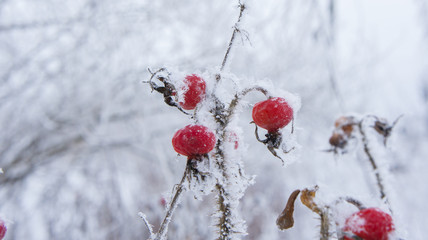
[276, 189, 301, 230]
[300, 186, 321, 214]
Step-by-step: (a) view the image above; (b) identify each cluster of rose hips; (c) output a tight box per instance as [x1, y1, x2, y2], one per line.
[150, 71, 399, 239]
[147, 70, 295, 165]
[165, 74, 216, 173]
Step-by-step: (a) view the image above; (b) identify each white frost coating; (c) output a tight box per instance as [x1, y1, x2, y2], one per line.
[279, 126, 302, 166]
[188, 70, 303, 239]
[188, 157, 217, 200]
[168, 68, 189, 105]
[346, 214, 367, 233]
[139, 212, 155, 239]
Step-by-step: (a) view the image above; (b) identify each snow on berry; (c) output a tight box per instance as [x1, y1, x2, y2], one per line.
[172, 124, 216, 158]
[178, 74, 206, 110]
[343, 207, 395, 240]
[252, 97, 293, 132]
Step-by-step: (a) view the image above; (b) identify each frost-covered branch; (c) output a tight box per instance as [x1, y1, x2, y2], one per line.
[139, 213, 155, 239]
[328, 115, 397, 211]
[153, 164, 189, 240]
[219, 2, 247, 73]
[358, 118, 390, 210]
[226, 86, 271, 123]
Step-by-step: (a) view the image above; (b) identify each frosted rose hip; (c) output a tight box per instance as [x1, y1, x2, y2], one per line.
[172, 125, 216, 157]
[179, 74, 206, 110]
[343, 208, 394, 240]
[252, 97, 293, 132]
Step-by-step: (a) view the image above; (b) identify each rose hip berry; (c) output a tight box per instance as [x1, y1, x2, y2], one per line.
[179, 74, 206, 110]
[0, 220, 6, 240]
[172, 125, 216, 158]
[343, 208, 395, 240]
[252, 97, 293, 132]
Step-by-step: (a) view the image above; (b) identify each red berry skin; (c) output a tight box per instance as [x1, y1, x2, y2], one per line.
[172, 125, 216, 157]
[252, 97, 293, 132]
[0, 220, 6, 240]
[344, 208, 395, 240]
[179, 74, 206, 110]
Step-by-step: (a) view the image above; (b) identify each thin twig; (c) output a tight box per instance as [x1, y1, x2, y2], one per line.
[218, 2, 247, 75]
[226, 86, 271, 123]
[138, 212, 155, 239]
[358, 119, 391, 211]
[335, 197, 365, 210]
[154, 165, 189, 240]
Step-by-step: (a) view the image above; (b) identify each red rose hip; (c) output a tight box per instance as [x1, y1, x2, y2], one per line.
[172, 125, 216, 158]
[179, 74, 206, 110]
[343, 207, 395, 240]
[252, 97, 293, 132]
[0, 220, 6, 240]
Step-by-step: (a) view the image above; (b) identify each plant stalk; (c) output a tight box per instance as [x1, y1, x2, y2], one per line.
[154, 166, 188, 240]
[358, 120, 391, 212]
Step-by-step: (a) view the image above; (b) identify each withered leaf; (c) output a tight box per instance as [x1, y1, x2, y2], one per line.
[300, 186, 321, 214]
[276, 189, 300, 230]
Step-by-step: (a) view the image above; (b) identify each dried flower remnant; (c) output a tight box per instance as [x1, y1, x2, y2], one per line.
[300, 186, 330, 240]
[327, 116, 356, 153]
[145, 68, 189, 115]
[371, 115, 402, 146]
[276, 189, 301, 230]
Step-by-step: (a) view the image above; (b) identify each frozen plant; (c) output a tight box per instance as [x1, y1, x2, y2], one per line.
[327, 114, 402, 210]
[140, 2, 300, 240]
[274, 114, 403, 240]
[276, 186, 398, 240]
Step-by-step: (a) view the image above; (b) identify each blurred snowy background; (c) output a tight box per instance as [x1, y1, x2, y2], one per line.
[1, 0, 427, 239]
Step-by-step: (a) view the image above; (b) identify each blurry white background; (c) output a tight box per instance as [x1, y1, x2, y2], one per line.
[0, 0, 427, 239]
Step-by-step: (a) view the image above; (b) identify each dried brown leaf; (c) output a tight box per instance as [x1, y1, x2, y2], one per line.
[300, 186, 321, 214]
[276, 189, 301, 230]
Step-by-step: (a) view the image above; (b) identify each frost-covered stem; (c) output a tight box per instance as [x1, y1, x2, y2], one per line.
[212, 112, 236, 239]
[319, 210, 330, 240]
[218, 2, 246, 77]
[213, 125, 235, 240]
[358, 120, 390, 209]
[226, 86, 271, 123]
[154, 166, 188, 240]
[216, 183, 233, 240]
[139, 212, 155, 238]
